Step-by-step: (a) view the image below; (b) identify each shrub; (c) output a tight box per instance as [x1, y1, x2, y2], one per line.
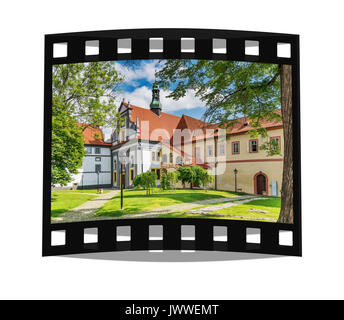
[161, 173, 170, 190]
[161, 171, 178, 190]
[177, 165, 212, 189]
[132, 171, 157, 195]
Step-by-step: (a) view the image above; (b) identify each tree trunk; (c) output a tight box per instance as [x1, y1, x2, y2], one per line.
[278, 64, 293, 224]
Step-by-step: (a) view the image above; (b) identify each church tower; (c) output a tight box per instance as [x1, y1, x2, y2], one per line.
[150, 82, 162, 116]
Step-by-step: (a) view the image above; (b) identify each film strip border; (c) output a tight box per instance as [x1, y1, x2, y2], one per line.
[47, 218, 299, 256]
[43, 29, 301, 257]
[46, 28, 296, 64]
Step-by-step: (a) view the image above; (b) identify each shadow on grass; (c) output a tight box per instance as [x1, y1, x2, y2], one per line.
[96, 189, 254, 218]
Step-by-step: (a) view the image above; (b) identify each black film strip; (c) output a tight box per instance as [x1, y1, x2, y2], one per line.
[43, 28, 301, 257]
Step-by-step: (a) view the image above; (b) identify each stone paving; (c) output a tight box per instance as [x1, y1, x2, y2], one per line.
[52, 190, 120, 223]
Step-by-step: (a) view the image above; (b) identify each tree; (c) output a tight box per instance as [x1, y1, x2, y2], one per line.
[161, 173, 171, 190]
[199, 169, 214, 191]
[157, 61, 293, 223]
[169, 171, 178, 190]
[52, 62, 124, 127]
[177, 166, 211, 189]
[51, 102, 85, 186]
[52, 62, 123, 185]
[177, 166, 196, 189]
[133, 171, 157, 196]
[161, 171, 179, 190]
[133, 174, 143, 189]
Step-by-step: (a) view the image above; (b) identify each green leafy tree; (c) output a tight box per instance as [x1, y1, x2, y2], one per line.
[52, 62, 124, 185]
[169, 171, 178, 190]
[177, 166, 196, 189]
[157, 61, 293, 223]
[177, 166, 210, 189]
[133, 171, 157, 196]
[161, 171, 179, 190]
[199, 168, 214, 191]
[161, 173, 171, 190]
[133, 174, 143, 189]
[51, 101, 85, 186]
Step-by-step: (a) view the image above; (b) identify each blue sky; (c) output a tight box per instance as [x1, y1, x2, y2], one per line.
[112, 60, 207, 119]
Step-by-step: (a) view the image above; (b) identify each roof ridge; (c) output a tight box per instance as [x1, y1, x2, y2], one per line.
[127, 103, 181, 119]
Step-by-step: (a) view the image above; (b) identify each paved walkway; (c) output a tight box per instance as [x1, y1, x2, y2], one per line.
[52, 190, 120, 223]
[115, 195, 259, 219]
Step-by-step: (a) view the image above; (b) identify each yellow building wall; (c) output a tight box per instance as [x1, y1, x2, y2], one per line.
[216, 160, 283, 195]
[225, 128, 284, 162]
[161, 128, 284, 195]
[216, 128, 284, 195]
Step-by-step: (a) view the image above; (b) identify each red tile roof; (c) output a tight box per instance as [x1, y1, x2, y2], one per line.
[123, 102, 181, 141]
[188, 110, 283, 141]
[77, 123, 111, 146]
[225, 110, 282, 135]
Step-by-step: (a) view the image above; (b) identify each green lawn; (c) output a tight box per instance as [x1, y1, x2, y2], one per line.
[158, 197, 281, 222]
[52, 189, 110, 194]
[96, 188, 239, 218]
[51, 192, 98, 217]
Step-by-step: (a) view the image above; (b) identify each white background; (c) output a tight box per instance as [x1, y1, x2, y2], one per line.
[1, 0, 344, 300]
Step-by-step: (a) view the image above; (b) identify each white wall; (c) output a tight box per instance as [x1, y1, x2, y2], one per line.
[82, 155, 111, 172]
[1, 0, 344, 300]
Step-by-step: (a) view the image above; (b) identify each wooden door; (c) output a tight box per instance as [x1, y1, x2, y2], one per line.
[257, 174, 266, 195]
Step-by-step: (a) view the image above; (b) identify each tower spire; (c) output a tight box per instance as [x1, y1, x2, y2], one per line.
[150, 80, 162, 116]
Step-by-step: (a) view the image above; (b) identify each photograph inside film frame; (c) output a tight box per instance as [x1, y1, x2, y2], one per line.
[51, 59, 293, 225]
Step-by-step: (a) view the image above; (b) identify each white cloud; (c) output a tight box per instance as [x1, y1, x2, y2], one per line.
[117, 86, 206, 112]
[113, 61, 159, 86]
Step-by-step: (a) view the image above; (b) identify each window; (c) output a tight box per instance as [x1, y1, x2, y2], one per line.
[270, 136, 281, 151]
[95, 147, 101, 154]
[113, 171, 117, 183]
[232, 141, 240, 154]
[157, 151, 161, 161]
[114, 159, 117, 168]
[176, 156, 182, 165]
[130, 168, 134, 182]
[86, 146, 92, 154]
[152, 151, 156, 161]
[162, 154, 167, 163]
[170, 153, 173, 164]
[151, 168, 161, 180]
[219, 143, 225, 156]
[207, 145, 213, 156]
[95, 164, 101, 172]
[95, 157, 101, 162]
[195, 147, 201, 158]
[249, 139, 258, 153]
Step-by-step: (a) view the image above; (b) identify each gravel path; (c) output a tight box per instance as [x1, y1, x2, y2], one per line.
[52, 190, 120, 223]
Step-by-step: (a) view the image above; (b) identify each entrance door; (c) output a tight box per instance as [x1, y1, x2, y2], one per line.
[256, 174, 266, 195]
